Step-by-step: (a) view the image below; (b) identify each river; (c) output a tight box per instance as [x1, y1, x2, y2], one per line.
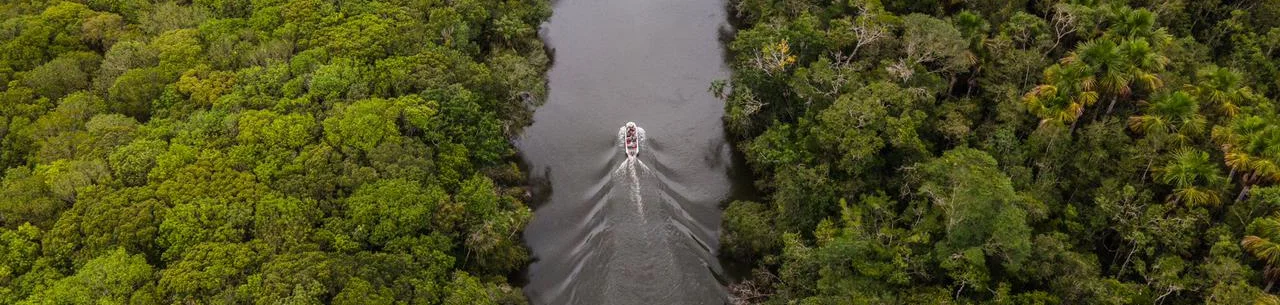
[513, 0, 750, 303]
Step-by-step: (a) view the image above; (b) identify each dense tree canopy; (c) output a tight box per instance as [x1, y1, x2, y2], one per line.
[718, 0, 1280, 303]
[0, 0, 549, 303]
[11, 0, 1280, 303]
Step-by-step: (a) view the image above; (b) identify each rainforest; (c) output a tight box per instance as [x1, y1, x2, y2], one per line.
[0, 0, 548, 303]
[718, 0, 1280, 304]
[3, 0, 1280, 304]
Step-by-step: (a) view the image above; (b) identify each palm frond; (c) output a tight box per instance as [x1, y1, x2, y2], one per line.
[1242, 235, 1280, 267]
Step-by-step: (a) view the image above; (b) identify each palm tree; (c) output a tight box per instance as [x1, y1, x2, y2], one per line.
[1024, 7, 1172, 128]
[1069, 38, 1127, 98]
[1082, 37, 1169, 116]
[1156, 148, 1225, 206]
[1104, 5, 1172, 43]
[1127, 91, 1206, 148]
[1063, 37, 1169, 118]
[1024, 61, 1098, 130]
[1118, 38, 1167, 89]
[1129, 91, 1207, 181]
[1191, 65, 1257, 118]
[1212, 113, 1280, 203]
[1082, 6, 1172, 116]
[1243, 216, 1280, 292]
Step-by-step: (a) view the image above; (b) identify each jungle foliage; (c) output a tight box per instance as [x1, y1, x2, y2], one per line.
[717, 0, 1280, 303]
[0, 0, 549, 303]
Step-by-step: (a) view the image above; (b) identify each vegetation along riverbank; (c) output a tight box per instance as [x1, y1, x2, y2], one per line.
[0, 0, 549, 303]
[716, 0, 1280, 303]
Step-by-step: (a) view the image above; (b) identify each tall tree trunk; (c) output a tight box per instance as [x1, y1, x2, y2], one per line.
[1118, 241, 1138, 277]
[1140, 157, 1154, 182]
[1236, 184, 1253, 204]
[1105, 96, 1118, 116]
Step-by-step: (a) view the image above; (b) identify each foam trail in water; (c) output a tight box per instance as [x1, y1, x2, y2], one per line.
[628, 160, 642, 216]
[610, 156, 648, 218]
[614, 123, 648, 220]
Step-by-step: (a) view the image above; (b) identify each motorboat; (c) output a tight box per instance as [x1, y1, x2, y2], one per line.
[624, 122, 639, 158]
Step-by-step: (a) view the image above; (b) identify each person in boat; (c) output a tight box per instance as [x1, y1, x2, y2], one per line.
[624, 122, 639, 151]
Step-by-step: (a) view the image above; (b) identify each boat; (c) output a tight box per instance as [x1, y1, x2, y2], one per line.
[624, 122, 639, 158]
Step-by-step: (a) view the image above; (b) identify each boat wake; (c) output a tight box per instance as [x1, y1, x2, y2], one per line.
[523, 122, 728, 305]
[615, 122, 650, 217]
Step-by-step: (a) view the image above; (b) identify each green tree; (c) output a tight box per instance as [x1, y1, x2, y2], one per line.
[253, 196, 317, 251]
[0, 223, 59, 304]
[913, 148, 1031, 272]
[1244, 216, 1280, 291]
[1191, 65, 1258, 118]
[893, 14, 975, 83]
[158, 242, 265, 302]
[322, 98, 402, 153]
[340, 179, 448, 247]
[22, 52, 100, 99]
[20, 248, 154, 305]
[1212, 111, 1280, 203]
[0, 168, 62, 229]
[107, 67, 166, 120]
[42, 186, 163, 268]
[1157, 149, 1226, 206]
[813, 81, 931, 175]
[333, 277, 395, 305]
[443, 272, 497, 305]
[108, 139, 167, 186]
[721, 200, 780, 259]
[457, 174, 530, 273]
[1024, 56, 1098, 128]
[95, 41, 158, 93]
[1127, 91, 1206, 150]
